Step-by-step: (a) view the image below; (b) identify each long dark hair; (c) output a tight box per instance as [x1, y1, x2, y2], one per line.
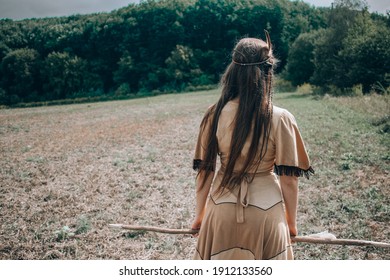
[198, 31, 275, 193]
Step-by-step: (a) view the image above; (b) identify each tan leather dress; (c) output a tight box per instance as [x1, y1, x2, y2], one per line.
[193, 101, 313, 260]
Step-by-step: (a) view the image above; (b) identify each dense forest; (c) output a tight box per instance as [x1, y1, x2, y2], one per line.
[0, 0, 389, 106]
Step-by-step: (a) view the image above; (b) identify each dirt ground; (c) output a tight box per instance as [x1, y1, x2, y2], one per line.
[0, 90, 389, 260]
[0, 91, 217, 260]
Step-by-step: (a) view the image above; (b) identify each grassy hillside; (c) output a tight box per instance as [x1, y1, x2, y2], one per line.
[0, 89, 388, 259]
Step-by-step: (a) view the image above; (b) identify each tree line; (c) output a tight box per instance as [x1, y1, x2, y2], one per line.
[0, 0, 388, 106]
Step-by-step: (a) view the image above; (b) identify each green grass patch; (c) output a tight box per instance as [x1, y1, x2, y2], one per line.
[274, 91, 389, 259]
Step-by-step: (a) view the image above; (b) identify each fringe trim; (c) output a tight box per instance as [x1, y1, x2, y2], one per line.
[274, 165, 315, 179]
[193, 159, 215, 172]
[193, 159, 202, 171]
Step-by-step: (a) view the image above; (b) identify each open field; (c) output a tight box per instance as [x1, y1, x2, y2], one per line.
[0, 89, 389, 260]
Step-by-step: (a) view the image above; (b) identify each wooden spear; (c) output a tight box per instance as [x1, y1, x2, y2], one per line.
[108, 224, 390, 248]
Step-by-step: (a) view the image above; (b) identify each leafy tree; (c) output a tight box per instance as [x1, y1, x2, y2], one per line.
[285, 30, 323, 86]
[281, 0, 328, 47]
[0, 42, 11, 62]
[311, 0, 368, 89]
[340, 12, 390, 92]
[165, 44, 202, 90]
[0, 48, 40, 103]
[113, 52, 135, 92]
[307, 0, 389, 93]
[41, 51, 88, 100]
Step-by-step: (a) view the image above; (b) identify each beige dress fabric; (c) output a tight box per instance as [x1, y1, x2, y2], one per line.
[193, 100, 313, 260]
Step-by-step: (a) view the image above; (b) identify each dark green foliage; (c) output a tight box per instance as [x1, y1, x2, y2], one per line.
[290, 0, 390, 94]
[41, 51, 90, 100]
[340, 13, 390, 93]
[1, 0, 387, 105]
[1, 48, 41, 104]
[284, 30, 323, 86]
[0, 0, 328, 105]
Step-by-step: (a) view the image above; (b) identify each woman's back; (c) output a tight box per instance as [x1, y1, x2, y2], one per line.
[216, 101, 312, 176]
[191, 32, 313, 260]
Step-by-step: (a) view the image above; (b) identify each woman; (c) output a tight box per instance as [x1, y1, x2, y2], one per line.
[191, 31, 314, 260]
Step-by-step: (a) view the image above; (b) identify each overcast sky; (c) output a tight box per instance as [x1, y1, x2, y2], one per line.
[0, 0, 388, 20]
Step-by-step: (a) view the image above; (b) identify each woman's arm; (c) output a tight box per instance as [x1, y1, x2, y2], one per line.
[191, 170, 214, 232]
[280, 175, 299, 237]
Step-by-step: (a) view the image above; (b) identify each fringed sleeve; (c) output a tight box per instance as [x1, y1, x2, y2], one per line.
[274, 109, 314, 179]
[193, 107, 216, 172]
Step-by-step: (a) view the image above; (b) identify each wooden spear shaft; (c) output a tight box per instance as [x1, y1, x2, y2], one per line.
[291, 236, 390, 248]
[108, 224, 390, 249]
[109, 224, 198, 235]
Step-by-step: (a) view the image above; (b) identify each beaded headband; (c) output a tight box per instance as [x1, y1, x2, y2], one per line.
[232, 57, 271, 66]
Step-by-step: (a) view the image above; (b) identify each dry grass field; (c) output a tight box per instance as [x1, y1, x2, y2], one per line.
[0, 89, 389, 260]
